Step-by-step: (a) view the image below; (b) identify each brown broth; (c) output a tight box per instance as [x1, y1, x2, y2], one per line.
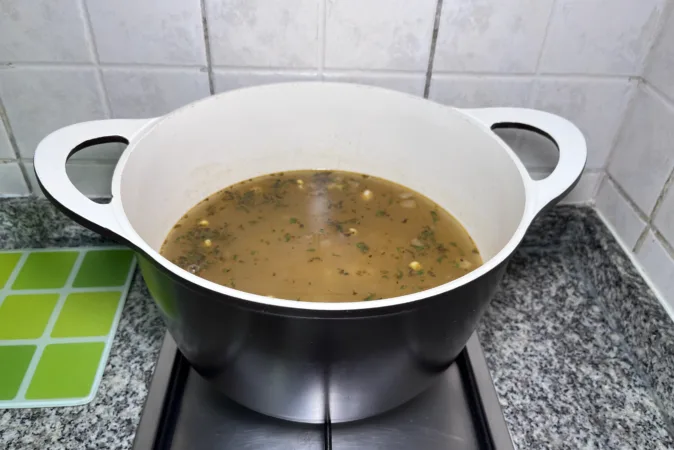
[160, 170, 482, 302]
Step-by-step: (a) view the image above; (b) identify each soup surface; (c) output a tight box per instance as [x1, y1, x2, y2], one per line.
[160, 170, 482, 302]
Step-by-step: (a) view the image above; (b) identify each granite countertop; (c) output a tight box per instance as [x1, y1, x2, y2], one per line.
[1, 199, 673, 449]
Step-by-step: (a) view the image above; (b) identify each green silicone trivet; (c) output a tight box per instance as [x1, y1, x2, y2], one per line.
[0, 247, 135, 408]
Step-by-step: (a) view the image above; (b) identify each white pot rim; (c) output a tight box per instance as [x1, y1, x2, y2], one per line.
[35, 82, 587, 312]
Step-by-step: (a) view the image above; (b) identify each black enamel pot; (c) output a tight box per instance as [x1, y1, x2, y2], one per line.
[34, 83, 586, 423]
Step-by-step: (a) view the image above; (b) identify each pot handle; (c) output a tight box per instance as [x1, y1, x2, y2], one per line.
[463, 107, 587, 214]
[34, 119, 155, 242]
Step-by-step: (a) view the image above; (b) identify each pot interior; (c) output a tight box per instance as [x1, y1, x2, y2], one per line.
[118, 83, 527, 265]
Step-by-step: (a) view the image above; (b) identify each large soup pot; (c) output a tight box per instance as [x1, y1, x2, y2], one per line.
[34, 83, 586, 423]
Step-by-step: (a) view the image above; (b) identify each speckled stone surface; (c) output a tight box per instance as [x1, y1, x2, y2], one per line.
[479, 206, 674, 449]
[0, 198, 165, 450]
[0, 199, 673, 449]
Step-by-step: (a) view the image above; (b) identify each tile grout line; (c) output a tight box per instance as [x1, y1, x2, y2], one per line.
[633, 80, 674, 252]
[652, 227, 674, 259]
[532, 0, 557, 78]
[637, 163, 674, 254]
[0, 61, 639, 81]
[636, 0, 672, 79]
[633, 164, 674, 253]
[0, 62, 206, 70]
[643, 78, 674, 111]
[0, 95, 32, 195]
[601, 77, 641, 187]
[79, 0, 112, 119]
[13, 251, 87, 402]
[603, 168, 674, 258]
[318, 0, 327, 79]
[423, 0, 444, 99]
[648, 164, 674, 218]
[199, 0, 216, 95]
[595, 207, 674, 325]
[604, 172, 651, 224]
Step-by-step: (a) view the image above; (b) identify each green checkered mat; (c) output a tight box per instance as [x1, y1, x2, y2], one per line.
[0, 247, 135, 408]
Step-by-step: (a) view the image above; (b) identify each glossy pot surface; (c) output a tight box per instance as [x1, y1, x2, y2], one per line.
[34, 83, 586, 423]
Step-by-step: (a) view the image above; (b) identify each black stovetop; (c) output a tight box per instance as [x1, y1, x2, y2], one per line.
[132, 333, 514, 450]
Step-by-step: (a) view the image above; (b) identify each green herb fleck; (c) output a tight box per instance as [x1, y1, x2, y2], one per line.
[437, 255, 447, 264]
[363, 293, 376, 301]
[356, 242, 370, 253]
[396, 270, 403, 280]
[289, 217, 298, 224]
[284, 233, 292, 242]
[472, 248, 479, 254]
[375, 210, 386, 217]
[232, 254, 238, 261]
[307, 248, 316, 252]
[250, 250, 257, 256]
[430, 210, 439, 223]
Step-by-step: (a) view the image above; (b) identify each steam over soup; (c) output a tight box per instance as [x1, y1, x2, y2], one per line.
[160, 170, 482, 302]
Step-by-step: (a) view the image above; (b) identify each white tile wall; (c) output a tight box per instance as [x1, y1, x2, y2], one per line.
[325, 0, 437, 71]
[492, 128, 519, 150]
[596, 177, 647, 249]
[103, 68, 210, 118]
[0, 162, 29, 196]
[594, 0, 674, 320]
[213, 70, 320, 93]
[559, 171, 603, 205]
[24, 161, 115, 198]
[22, 162, 39, 196]
[0, 0, 667, 276]
[0, 162, 30, 197]
[434, 0, 554, 73]
[514, 129, 559, 170]
[644, 4, 674, 100]
[86, 0, 206, 65]
[0, 0, 671, 317]
[69, 142, 126, 162]
[654, 184, 674, 246]
[636, 231, 674, 310]
[539, 0, 663, 75]
[205, 0, 320, 69]
[532, 78, 634, 169]
[0, 0, 92, 63]
[529, 170, 602, 205]
[608, 86, 674, 214]
[0, 121, 14, 160]
[0, 67, 106, 158]
[322, 72, 425, 96]
[65, 162, 116, 198]
[428, 76, 533, 108]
